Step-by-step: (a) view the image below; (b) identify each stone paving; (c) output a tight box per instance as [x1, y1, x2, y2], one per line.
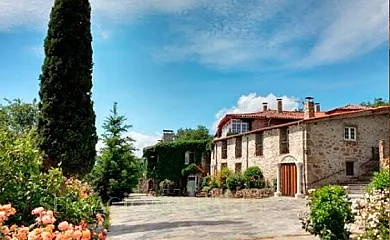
[108, 195, 319, 240]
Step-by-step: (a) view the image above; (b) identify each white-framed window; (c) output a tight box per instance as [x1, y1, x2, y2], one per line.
[221, 119, 249, 136]
[344, 127, 356, 141]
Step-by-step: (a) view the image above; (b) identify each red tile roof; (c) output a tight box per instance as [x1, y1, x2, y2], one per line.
[214, 106, 389, 142]
[325, 104, 372, 114]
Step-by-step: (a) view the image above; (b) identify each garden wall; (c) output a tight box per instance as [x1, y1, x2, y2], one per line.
[210, 188, 274, 199]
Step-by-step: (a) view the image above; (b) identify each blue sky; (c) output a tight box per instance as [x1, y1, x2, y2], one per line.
[0, 0, 388, 156]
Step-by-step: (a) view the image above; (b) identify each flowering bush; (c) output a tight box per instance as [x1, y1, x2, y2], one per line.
[351, 189, 389, 240]
[243, 167, 264, 189]
[216, 168, 232, 189]
[0, 204, 107, 240]
[226, 173, 245, 191]
[299, 185, 354, 240]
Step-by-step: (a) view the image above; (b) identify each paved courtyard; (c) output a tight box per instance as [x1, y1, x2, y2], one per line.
[108, 195, 318, 240]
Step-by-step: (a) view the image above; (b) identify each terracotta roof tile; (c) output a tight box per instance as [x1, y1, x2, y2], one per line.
[325, 104, 372, 114]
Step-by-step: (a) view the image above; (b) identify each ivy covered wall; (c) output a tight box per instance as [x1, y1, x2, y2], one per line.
[143, 140, 211, 185]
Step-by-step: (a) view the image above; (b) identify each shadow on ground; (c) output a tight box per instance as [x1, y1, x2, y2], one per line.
[109, 220, 243, 236]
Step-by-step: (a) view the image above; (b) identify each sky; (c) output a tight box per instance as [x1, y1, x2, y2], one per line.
[0, 0, 388, 156]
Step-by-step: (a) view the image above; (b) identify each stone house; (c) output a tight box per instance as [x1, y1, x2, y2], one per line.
[212, 97, 389, 198]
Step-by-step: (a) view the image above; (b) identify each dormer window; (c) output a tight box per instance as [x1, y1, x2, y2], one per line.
[221, 119, 249, 137]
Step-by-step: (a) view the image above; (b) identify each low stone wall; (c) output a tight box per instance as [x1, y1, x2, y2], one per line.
[209, 188, 274, 199]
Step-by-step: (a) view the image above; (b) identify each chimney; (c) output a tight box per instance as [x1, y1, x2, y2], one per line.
[262, 102, 268, 111]
[314, 103, 320, 113]
[162, 130, 175, 142]
[276, 98, 283, 113]
[304, 97, 315, 119]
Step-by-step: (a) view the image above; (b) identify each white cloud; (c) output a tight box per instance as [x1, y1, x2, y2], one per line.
[95, 131, 160, 158]
[212, 93, 300, 131]
[0, 0, 387, 68]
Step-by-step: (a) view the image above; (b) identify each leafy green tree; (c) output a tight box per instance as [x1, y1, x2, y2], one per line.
[37, 0, 97, 177]
[87, 103, 142, 203]
[360, 98, 389, 107]
[0, 98, 38, 133]
[176, 125, 212, 141]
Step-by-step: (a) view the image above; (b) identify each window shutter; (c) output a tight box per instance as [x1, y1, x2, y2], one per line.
[185, 151, 190, 164]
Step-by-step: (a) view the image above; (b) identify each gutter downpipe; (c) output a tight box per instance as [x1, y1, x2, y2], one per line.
[246, 136, 249, 169]
[302, 122, 308, 194]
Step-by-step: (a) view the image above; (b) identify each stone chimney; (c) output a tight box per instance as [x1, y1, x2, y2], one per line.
[162, 130, 175, 142]
[304, 97, 315, 119]
[276, 98, 283, 113]
[262, 102, 268, 111]
[314, 103, 320, 113]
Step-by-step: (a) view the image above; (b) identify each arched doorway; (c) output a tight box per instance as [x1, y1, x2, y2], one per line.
[280, 163, 297, 197]
[275, 155, 303, 198]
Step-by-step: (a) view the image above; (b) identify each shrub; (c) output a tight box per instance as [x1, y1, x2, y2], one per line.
[181, 163, 199, 176]
[366, 169, 389, 193]
[216, 168, 232, 189]
[0, 127, 108, 228]
[0, 204, 107, 240]
[243, 166, 264, 189]
[159, 179, 174, 190]
[352, 189, 389, 240]
[299, 185, 354, 240]
[226, 173, 245, 191]
[201, 176, 218, 189]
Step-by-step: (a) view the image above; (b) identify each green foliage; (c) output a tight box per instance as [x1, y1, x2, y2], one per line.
[300, 185, 354, 240]
[360, 97, 389, 107]
[216, 168, 232, 189]
[0, 98, 39, 134]
[176, 125, 212, 141]
[87, 103, 142, 203]
[201, 176, 218, 189]
[37, 0, 97, 177]
[181, 163, 199, 176]
[367, 169, 389, 193]
[0, 127, 108, 227]
[243, 166, 264, 188]
[226, 173, 245, 191]
[159, 179, 174, 189]
[144, 140, 209, 183]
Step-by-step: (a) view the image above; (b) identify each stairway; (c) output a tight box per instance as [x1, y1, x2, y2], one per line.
[343, 174, 373, 202]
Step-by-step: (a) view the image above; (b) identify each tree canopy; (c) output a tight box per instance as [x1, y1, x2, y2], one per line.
[176, 125, 212, 141]
[0, 98, 38, 133]
[360, 98, 389, 107]
[37, 0, 97, 177]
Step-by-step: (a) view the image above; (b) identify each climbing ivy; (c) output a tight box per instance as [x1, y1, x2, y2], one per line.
[143, 140, 211, 185]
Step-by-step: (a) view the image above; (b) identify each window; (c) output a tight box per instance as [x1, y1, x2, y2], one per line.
[344, 127, 356, 141]
[235, 163, 242, 173]
[189, 152, 195, 164]
[221, 119, 249, 136]
[346, 162, 354, 176]
[221, 163, 227, 170]
[235, 136, 242, 158]
[221, 140, 227, 159]
[279, 128, 289, 154]
[255, 132, 264, 156]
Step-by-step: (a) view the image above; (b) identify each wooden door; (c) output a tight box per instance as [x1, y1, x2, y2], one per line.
[281, 163, 297, 197]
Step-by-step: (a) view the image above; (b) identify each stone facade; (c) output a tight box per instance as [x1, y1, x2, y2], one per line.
[379, 139, 389, 169]
[212, 124, 304, 186]
[212, 110, 388, 197]
[306, 114, 388, 188]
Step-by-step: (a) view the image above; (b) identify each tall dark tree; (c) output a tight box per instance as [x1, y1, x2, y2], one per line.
[37, 0, 97, 177]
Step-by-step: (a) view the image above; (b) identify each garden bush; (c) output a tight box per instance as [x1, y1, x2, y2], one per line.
[243, 166, 264, 188]
[352, 189, 389, 240]
[201, 176, 218, 189]
[216, 168, 232, 189]
[226, 173, 245, 191]
[366, 168, 389, 193]
[0, 204, 107, 240]
[299, 185, 354, 240]
[0, 126, 109, 229]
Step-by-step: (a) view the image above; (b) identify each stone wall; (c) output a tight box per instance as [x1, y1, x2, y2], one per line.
[209, 188, 274, 198]
[306, 114, 388, 188]
[379, 139, 389, 169]
[212, 124, 304, 186]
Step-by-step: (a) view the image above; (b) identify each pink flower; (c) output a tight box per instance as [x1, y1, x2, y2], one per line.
[58, 221, 69, 231]
[41, 231, 53, 240]
[46, 210, 54, 218]
[32, 207, 45, 216]
[42, 215, 54, 225]
[2, 226, 10, 235]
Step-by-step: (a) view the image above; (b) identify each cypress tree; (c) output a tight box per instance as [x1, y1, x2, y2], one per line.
[37, 0, 97, 177]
